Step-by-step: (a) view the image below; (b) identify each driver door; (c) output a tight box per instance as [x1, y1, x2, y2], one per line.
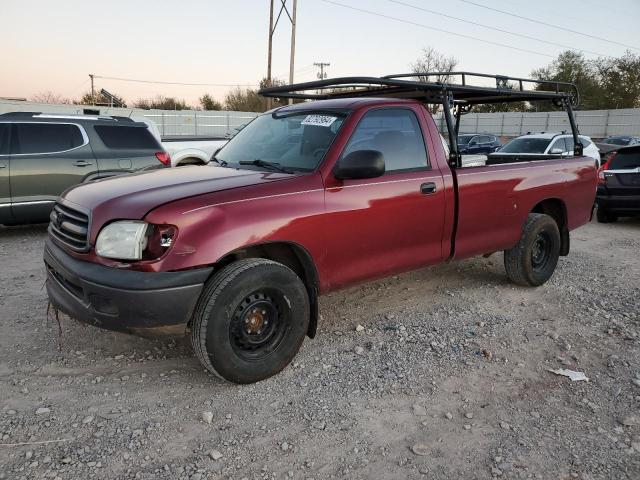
[322, 106, 446, 290]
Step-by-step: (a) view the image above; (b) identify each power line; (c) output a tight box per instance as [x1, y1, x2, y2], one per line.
[273, 64, 316, 81]
[92, 75, 258, 87]
[387, 0, 607, 57]
[318, 0, 555, 58]
[458, 0, 640, 52]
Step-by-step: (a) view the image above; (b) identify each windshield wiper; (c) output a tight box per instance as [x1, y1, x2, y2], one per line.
[238, 159, 294, 174]
[210, 155, 228, 167]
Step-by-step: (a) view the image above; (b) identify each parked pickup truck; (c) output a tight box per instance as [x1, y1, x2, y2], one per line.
[44, 73, 597, 384]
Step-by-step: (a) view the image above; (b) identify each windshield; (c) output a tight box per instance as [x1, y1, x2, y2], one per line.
[499, 137, 551, 154]
[458, 135, 475, 145]
[216, 110, 348, 172]
[602, 137, 631, 146]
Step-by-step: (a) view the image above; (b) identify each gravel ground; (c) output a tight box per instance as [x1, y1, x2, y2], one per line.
[0, 218, 639, 480]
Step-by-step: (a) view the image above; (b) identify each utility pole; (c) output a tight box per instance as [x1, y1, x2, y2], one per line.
[89, 74, 95, 105]
[266, 0, 274, 110]
[288, 0, 297, 105]
[266, 0, 298, 106]
[314, 62, 330, 80]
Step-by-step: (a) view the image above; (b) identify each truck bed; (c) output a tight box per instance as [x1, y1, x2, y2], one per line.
[453, 156, 597, 259]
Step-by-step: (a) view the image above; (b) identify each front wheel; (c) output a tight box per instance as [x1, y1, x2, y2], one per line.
[504, 213, 561, 287]
[190, 258, 310, 384]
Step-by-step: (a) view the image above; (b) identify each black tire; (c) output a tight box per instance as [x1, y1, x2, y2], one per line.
[596, 206, 617, 223]
[504, 213, 561, 287]
[177, 157, 205, 167]
[191, 258, 309, 384]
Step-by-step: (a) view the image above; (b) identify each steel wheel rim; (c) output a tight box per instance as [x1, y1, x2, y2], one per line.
[531, 231, 552, 270]
[229, 291, 289, 361]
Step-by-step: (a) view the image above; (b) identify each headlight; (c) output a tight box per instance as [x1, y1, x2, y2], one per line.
[96, 221, 149, 260]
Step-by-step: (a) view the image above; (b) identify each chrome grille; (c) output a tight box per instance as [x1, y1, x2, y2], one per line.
[48, 202, 89, 252]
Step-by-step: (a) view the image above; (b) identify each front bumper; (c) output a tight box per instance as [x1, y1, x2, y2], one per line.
[44, 238, 213, 336]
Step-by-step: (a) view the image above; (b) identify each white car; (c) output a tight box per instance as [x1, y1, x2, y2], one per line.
[161, 136, 228, 167]
[492, 132, 601, 166]
[131, 118, 228, 167]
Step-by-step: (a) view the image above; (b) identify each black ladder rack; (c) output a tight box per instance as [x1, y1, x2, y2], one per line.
[258, 72, 582, 167]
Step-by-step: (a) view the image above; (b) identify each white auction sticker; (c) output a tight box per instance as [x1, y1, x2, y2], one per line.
[301, 114, 337, 127]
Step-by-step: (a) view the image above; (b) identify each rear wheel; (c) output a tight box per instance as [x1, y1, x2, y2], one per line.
[596, 206, 617, 223]
[191, 258, 309, 384]
[504, 213, 561, 287]
[177, 157, 205, 167]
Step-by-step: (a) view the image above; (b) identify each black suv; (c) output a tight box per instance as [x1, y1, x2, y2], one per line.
[0, 112, 169, 225]
[457, 134, 502, 155]
[596, 145, 640, 223]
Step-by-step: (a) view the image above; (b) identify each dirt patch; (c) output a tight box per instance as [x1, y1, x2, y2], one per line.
[1, 219, 639, 479]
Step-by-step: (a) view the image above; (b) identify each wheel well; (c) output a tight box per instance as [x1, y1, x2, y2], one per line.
[177, 157, 205, 166]
[217, 242, 320, 338]
[531, 198, 570, 256]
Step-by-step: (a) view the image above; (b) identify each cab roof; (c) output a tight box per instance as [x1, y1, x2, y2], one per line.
[272, 97, 417, 113]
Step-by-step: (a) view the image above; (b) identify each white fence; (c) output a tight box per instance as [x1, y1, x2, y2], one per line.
[1, 99, 639, 139]
[0, 99, 258, 138]
[433, 108, 640, 138]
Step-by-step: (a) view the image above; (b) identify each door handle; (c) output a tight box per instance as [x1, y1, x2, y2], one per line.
[0, 164, 6, 169]
[74, 161, 94, 167]
[420, 182, 437, 194]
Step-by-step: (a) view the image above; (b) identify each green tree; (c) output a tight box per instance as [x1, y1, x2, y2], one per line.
[78, 91, 126, 107]
[531, 51, 605, 110]
[199, 93, 223, 110]
[594, 51, 640, 109]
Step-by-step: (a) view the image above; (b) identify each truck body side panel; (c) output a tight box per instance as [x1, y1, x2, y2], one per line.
[453, 157, 597, 260]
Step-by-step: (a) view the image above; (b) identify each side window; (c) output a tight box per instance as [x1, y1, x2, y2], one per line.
[579, 137, 590, 147]
[478, 135, 491, 144]
[95, 125, 160, 149]
[550, 138, 567, 153]
[12, 123, 84, 154]
[0, 124, 9, 155]
[342, 109, 429, 172]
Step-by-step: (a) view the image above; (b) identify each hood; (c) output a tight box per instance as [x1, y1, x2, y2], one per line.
[61, 165, 295, 221]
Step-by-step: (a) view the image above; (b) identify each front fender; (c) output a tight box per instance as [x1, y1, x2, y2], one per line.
[170, 148, 210, 166]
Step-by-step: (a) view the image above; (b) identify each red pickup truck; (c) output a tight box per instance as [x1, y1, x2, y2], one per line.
[44, 73, 597, 383]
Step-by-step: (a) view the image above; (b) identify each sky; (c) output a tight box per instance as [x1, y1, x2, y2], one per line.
[1, 0, 639, 106]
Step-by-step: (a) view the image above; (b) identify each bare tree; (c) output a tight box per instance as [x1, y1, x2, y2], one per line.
[410, 47, 458, 113]
[411, 47, 458, 84]
[31, 91, 72, 104]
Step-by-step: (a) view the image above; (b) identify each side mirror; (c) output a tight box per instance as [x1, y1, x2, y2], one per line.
[334, 150, 385, 180]
[550, 148, 564, 154]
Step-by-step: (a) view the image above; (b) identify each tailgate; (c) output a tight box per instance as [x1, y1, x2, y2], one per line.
[603, 148, 640, 195]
